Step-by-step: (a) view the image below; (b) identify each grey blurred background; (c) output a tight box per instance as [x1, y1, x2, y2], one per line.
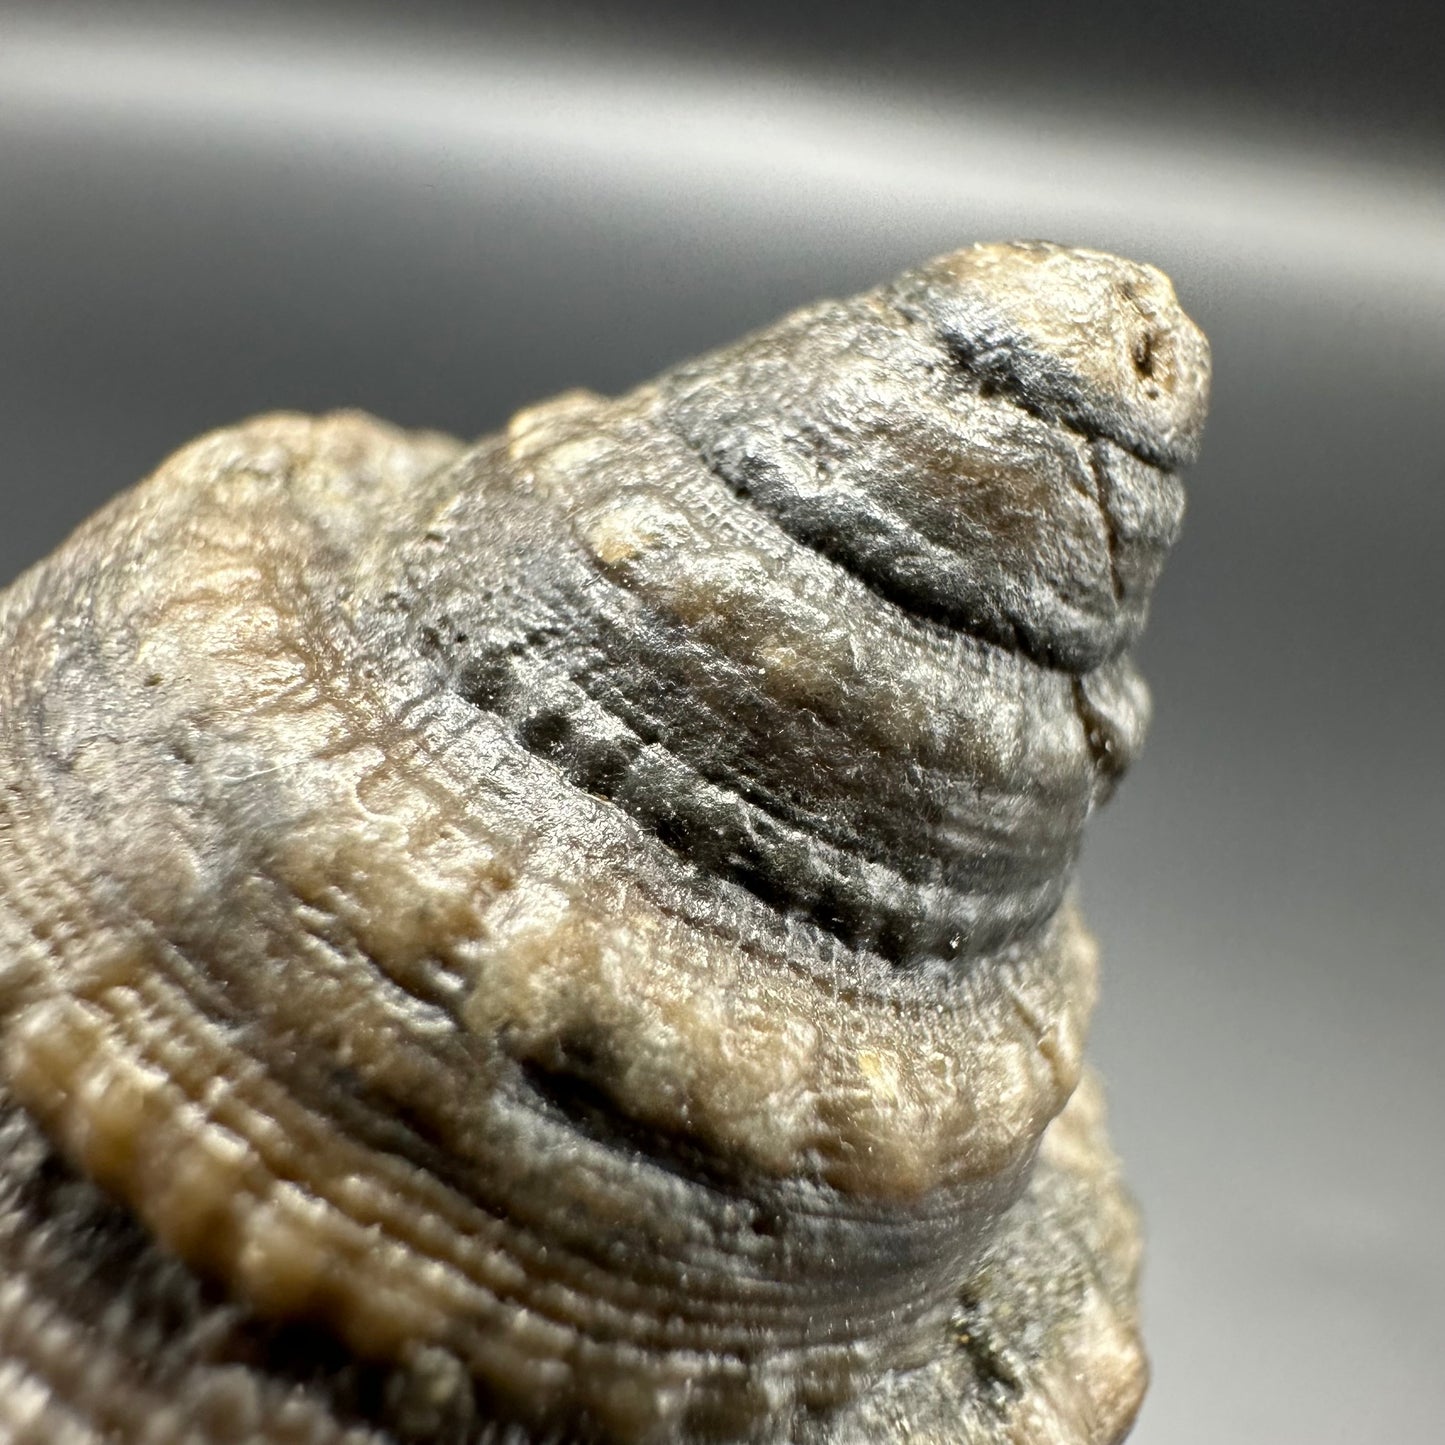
[2, 3, 1441, 1441]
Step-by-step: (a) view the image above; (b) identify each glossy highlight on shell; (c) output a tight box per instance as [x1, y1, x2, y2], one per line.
[0, 242, 1209, 1444]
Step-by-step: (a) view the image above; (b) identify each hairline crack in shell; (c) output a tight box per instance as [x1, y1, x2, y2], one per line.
[0, 240, 1209, 1444]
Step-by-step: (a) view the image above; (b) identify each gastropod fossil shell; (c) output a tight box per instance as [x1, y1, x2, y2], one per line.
[0, 241, 1208, 1444]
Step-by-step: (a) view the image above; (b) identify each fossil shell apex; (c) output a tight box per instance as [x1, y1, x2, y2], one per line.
[0, 241, 1208, 1444]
